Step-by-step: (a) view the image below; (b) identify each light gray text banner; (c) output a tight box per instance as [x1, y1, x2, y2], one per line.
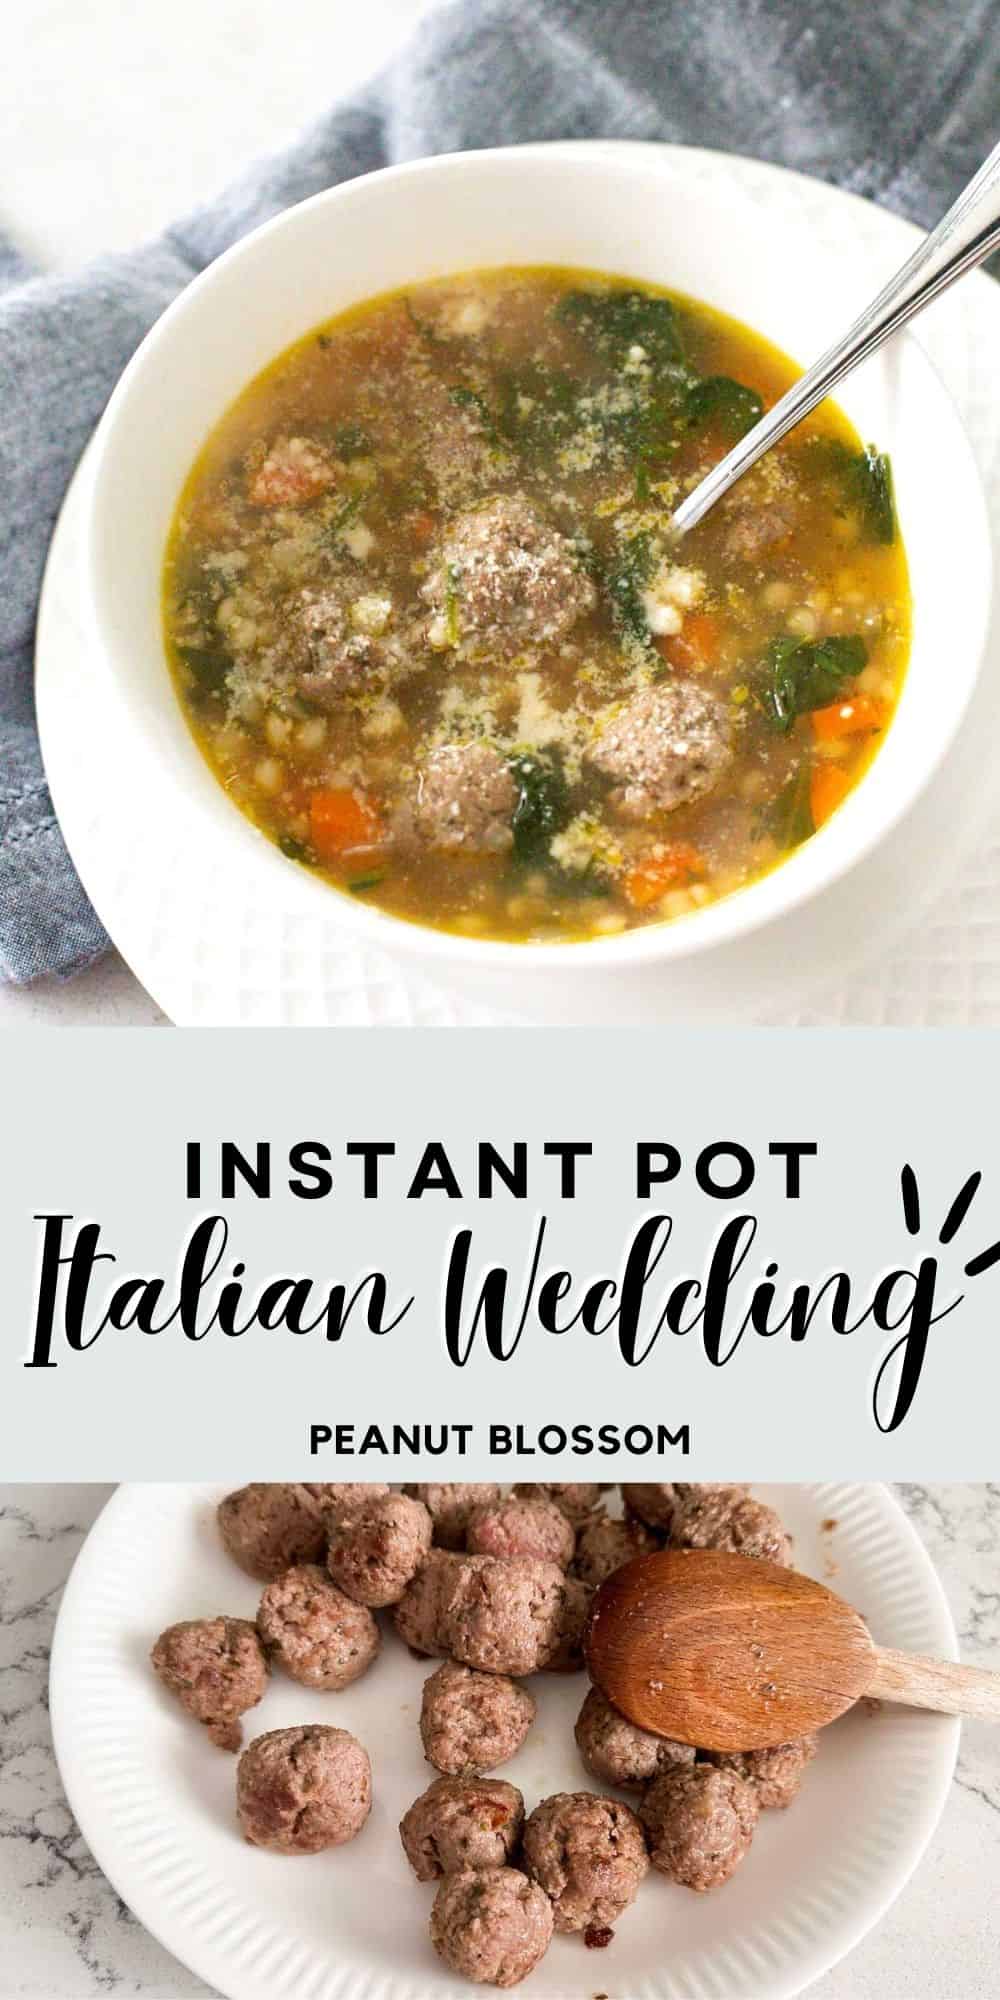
[2, 1028, 997, 1480]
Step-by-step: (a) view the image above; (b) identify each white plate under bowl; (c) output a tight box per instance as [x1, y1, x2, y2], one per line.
[36, 145, 1000, 1025]
[50, 1483, 958, 2000]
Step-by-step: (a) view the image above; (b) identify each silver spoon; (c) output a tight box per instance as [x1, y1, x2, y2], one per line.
[672, 138, 1000, 537]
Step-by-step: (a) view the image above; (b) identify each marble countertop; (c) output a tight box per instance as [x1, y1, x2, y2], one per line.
[0, 1484, 997, 1998]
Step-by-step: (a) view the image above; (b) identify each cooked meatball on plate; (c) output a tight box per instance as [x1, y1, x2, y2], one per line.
[51, 1481, 959, 2000]
[400, 1774, 524, 1880]
[420, 1660, 536, 1775]
[257, 1564, 381, 1689]
[523, 1789, 649, 1931]
[217, 1482, 328, 1580]
[151, 1615, 269, 1751]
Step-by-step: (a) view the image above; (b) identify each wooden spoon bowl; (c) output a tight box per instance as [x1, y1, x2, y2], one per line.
[585, 1549, 1000, 1751]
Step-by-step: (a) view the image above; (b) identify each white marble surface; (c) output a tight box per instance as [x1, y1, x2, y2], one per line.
[0, 0, 438, 1030]
[0, 1485, 996, 1998]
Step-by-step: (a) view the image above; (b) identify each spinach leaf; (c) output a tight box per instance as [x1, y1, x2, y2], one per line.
[761, 765, 814, 850]
[856, 445, 896, 544]
[467, 356, 682, 494]
[450, 385, 501, 446]
[556, 289, 685, 366]
[495, 365, 580, 454]
[176, 642, 229, 695]
[506, 754, 608, 896]
[334, 423, 372, 459]
[279, 834, 314, 864]
[596, 381, 686, 496]
[508, 752, 571, 865]
[605, 533, 656, 651]
[686, 374, 763, 440]
[329, 492, 363, 540]
[448, 368, 581, 462]
[759, 633, 867, 733]
[801, 438, 897, 544]
[348, 870, 387, 894]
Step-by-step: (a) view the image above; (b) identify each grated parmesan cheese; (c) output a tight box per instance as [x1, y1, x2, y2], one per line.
[342, 520, 375, 561]
[641, 561, 706, 636]
[361, 697, 404, 739]
[550, 812, 624, 875]
[350, 594, 393, 636]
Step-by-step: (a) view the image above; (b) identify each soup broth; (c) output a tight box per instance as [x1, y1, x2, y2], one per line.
[164, 266, 910, 942]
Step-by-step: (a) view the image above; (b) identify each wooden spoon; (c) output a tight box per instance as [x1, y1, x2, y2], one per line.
[584, 1549, 1000, 1752]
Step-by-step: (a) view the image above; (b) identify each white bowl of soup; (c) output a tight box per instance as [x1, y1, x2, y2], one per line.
[84, 146, 991, 1004]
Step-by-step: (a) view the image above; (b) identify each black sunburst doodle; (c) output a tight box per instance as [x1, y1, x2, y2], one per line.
[899, 1164, 1000, 1276]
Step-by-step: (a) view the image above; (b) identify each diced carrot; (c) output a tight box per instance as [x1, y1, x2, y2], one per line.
[407, 510, 436, 544]
[810, 764, 851, 828]
[309, 787, 384, 859]
[658, 612, 720, 673]
[811, 694, 889, 742]
[682, 612, 720, 666]
[624, 842, 705, 909]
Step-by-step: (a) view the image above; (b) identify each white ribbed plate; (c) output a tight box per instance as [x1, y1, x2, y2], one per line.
[50, 1484, 958, 2000]
[36, 144, 1000, 1025]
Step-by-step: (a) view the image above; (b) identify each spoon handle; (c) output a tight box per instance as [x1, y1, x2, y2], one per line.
[869, 1646, 1000, 1723]
[672, 137, 1000, 536]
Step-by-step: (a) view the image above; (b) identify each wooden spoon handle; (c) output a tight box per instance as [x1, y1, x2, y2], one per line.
[869, 1647, 1000, 1721]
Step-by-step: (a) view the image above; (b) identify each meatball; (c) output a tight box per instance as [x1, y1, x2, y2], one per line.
[640, 1764, 758, 1892]
[722, 495, 798, 564]
[542, 1576, 592, 1673]
[467, 1495, 575, 1569]
[588, 681, 732, 818]
[326, 1491, 433, 1607]
[522, 1791, 648, 1933]
[257, 1563, 380, 1689]
[438, 1555, 580, 1676]
[405, 1483, 502, 1550]
[513, 1482, 603, 1526]
[672, 1490, 791, 1565]
[393, 1550, 463, 1655]
[287, 584, 422, 703]
[619, 1482, 678, 1533]
[217, 1483, 327, 1581]
[706, 1735, 818, 1809]
[296, 587, 360, 697]
[422, 495, 596, 658]
[420, 1660, 536, 1775]
[398, 742, 515, 856]
[574, 1686, 695, 1790]
[400, 1775, 524, 1881]
[574, 1509, 659, 1588]
[430, 1866, 554, 1988]
[307, 1482, 390, 1525]
[671, 1481, 750, 1504]
[237, 1724, 371, 1853]
[151, 1616, 268, 1752]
